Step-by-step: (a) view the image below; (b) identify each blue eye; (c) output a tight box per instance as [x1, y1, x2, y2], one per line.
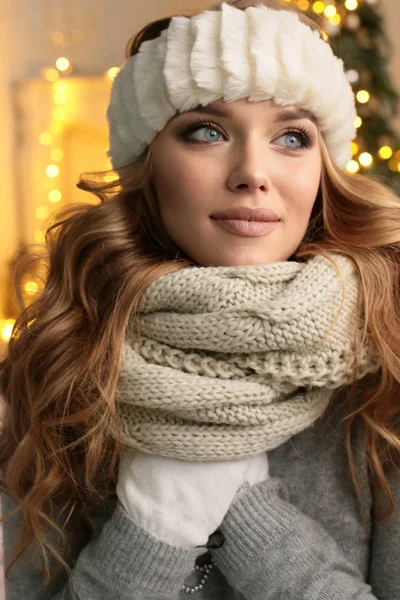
[275, 130, 312, 149]
[185, 124, 224, 143]
[181, 119, 312, 150]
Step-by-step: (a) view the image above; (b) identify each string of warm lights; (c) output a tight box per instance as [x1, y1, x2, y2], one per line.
[0, 55, 72, 345]
[32, 60, 70, 254]
[0, 0, 399, 346]
[1, 48, 116, 343]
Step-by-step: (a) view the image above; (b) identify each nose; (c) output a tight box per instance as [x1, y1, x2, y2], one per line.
[227, 144, 271, 194]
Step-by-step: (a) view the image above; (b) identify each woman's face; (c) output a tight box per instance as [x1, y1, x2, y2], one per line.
[151, 98, 322, 267]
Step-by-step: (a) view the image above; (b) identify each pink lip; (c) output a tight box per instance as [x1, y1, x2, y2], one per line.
[211, 206, 280, 222]
[213, 219, 280, 237]
[210, 205, 281, 237]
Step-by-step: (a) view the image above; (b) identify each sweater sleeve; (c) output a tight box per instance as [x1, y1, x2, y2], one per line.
[368, 466, 400, 600]
[210, 479, 379, 600]
[1, 492, 197, 600]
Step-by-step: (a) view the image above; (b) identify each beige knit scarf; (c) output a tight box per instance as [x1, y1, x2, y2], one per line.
[115, 254, 380, 460]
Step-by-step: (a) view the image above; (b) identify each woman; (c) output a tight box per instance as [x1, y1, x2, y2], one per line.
[1, 1, 400, 598]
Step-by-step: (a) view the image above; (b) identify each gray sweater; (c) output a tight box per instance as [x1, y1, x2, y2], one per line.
[2, 397, 399, 599]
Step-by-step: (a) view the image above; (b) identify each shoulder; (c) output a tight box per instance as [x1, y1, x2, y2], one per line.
[268, 389, 372, 519]
[268, 389, 367, 479]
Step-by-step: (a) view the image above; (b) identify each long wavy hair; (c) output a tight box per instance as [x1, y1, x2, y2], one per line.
[1, 0, 400, 593]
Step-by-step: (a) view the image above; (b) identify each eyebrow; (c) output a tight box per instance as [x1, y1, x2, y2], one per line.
[181, 103, 318, 126]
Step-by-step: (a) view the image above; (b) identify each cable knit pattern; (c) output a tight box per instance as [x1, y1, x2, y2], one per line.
[115, 254, 380, 460]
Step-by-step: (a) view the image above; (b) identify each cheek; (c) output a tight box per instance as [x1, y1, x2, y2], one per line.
[284, 156, 321, 216]
[153, 146, 215, 216]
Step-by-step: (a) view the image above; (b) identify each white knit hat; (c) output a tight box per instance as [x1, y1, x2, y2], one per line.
[107, 2, 357, 170]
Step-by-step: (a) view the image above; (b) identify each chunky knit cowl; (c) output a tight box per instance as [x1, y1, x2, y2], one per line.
[115, 254, 380, 460]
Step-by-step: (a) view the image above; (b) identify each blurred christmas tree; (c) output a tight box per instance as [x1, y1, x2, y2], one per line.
[292, 0, 400, 193]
